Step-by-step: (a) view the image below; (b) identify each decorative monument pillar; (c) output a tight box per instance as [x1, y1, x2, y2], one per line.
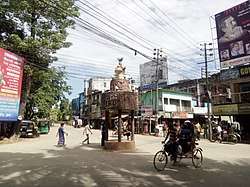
[101, 58, 138, 150]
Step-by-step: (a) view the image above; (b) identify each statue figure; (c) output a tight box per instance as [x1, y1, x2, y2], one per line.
[115, 58, 126, 79]
[111, 58, 130, 92]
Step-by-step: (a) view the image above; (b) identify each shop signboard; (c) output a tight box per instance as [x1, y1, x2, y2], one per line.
[172, 112, 188, 119]
[0, 48, 24, 121]
[141, 105, 153, 117]
[239, 64, 250, 77]
[238, 103, 250, 114]
[213, 104, 238, 115]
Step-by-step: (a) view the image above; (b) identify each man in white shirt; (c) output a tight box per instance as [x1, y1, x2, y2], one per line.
[82, 122, 93, 144]
[216, 124, 223, 142]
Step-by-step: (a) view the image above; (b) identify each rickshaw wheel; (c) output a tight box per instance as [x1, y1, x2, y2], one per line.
[153, 151, 168, 171]
[192, 148, 203, 168]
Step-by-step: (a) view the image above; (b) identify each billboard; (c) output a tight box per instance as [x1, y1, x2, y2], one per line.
[0, 48, 24, 121]
[141, 105, 153, 117]
[215, 1, 250, 68]
[140, 59, 168, 87]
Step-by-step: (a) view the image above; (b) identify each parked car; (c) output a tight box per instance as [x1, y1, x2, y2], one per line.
[38, 120, 50, 134]
[19, 120, 40, 138]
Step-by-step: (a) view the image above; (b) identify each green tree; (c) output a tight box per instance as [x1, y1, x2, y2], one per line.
[58, 99, 71, 121]
[0, 0, 78, 117]
[50, 104, 60, 123]
[25, 67, 71, 119]
[0, 0, 79, 137]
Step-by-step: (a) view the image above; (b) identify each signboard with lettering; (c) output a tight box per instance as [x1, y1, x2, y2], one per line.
[239, 64, 250, 77]
[141, 105, 153, 117]
[0, 48, 24, 121]
[213, 104, 238, 115]
[172, 112, 189, 119]
[215, 1, 250, 69]
[220, 67, 240, 81]
[238, 103, 250, 114]
[101, 91, 138, 111]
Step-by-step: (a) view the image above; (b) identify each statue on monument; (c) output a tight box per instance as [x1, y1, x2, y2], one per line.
[115, 58, 126, 79]
[111, 58, 130, 91]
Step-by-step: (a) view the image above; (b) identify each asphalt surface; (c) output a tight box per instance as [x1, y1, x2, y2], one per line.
[0, 124, 250, 187]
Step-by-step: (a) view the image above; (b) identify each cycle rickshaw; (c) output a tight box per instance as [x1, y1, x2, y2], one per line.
[153, 139, 203, 171]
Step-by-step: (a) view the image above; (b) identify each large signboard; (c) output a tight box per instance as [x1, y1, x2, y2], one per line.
[140, 60, 168, 87]
[141, 105, 153, 117]
[0, 48, 24, 121]
[213, 103, 250, 115]
[213, 104, 238, 115]
[215, 1, 250, 68]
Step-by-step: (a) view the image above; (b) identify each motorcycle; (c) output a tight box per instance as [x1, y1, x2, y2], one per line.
[221, 130, 239, 143]
[212, 129, 240, 144]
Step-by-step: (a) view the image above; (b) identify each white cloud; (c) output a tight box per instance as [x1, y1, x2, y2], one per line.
[54, 0, 243, 99]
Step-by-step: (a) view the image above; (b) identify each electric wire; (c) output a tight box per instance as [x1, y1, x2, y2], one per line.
[2, 0, 211, 83]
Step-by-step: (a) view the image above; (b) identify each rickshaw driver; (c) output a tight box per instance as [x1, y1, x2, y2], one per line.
[162, 122, 179, 164]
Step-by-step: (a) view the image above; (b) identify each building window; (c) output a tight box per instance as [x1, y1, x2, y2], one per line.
[170, 99, 180, 106]
[164, 98, 168, 104]
[240, 83, 250, 103]
[182, 100, 191, 107]
[104, 82, 107, 87]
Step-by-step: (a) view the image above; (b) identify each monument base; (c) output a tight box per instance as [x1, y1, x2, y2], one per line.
[104, 140, 135, 151]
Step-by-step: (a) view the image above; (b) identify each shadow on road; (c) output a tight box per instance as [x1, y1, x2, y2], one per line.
[0, 143, 250, 187]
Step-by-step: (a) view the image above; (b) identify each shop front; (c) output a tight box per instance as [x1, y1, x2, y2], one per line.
[213, 103, 250, 139]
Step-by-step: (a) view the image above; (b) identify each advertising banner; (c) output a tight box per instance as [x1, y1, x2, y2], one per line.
[215, 1, 250, 68]
[0, 48, 24, 121]
[141, 105, 153, 117]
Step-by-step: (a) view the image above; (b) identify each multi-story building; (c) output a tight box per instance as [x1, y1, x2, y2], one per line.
[212, 65, 250, 139]
[140, 89, 194, 132]
[86, 77, 112, 122]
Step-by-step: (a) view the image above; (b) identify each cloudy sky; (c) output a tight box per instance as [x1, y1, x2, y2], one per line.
[53, 0, 244, 100]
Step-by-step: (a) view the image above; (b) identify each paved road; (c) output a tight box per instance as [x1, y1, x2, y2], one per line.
[0, 124, 250, 187]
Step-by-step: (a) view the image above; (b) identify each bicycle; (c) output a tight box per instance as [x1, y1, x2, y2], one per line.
[153, 140, 203, 171]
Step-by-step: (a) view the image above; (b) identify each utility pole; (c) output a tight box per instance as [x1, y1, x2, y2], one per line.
[201, 43, 213, 140]
[153, 48, 163, 128]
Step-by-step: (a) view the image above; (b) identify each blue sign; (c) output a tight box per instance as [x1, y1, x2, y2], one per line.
[140, 81, 168, 92]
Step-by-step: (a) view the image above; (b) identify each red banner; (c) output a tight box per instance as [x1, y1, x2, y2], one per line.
[0, 48, 24, 121]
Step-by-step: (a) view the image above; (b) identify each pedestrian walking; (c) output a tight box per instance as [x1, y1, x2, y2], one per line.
[100, 120, 105, 146]
[82, 122, 93, 144]
[194, 121, 202, 140]
[56, 123, 68, 147]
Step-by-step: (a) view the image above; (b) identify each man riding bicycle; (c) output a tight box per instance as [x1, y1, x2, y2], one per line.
[162, 122, 179, 164]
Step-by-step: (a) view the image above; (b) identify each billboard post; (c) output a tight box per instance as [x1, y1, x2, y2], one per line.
[215, 1, 250, 68]
[0, 48, 24, 121]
